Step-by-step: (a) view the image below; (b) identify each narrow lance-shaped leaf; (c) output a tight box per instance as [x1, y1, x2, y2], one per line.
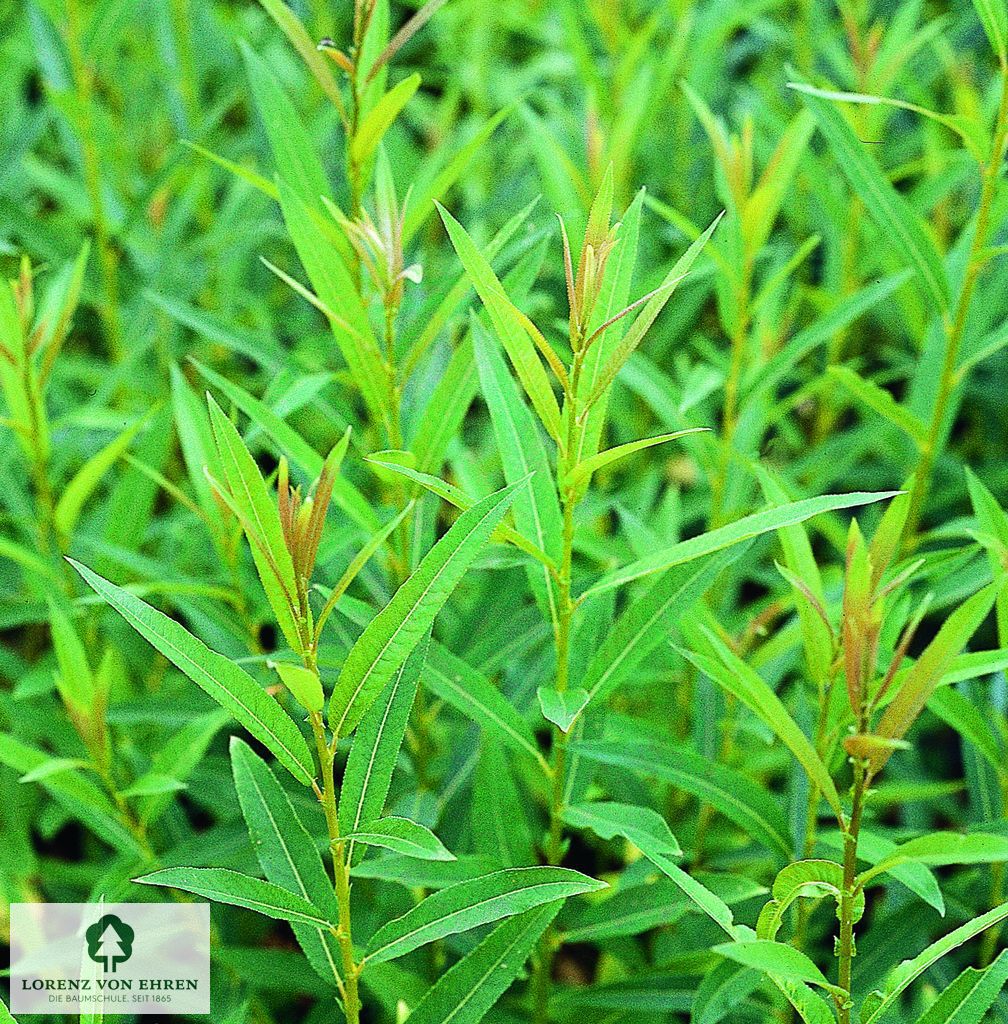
[403, 902, 560, 1024]
[278, 182, 391, 433]
[364, 866, 606, 964]
[69, 560, 316, 786]
[425, 643, 547, 769]
[858, 832, 1008, 887]
[862, 902, 1008, 1024]
[340, 639, 426, 866]
[54, 412, 151, 538]
[351, 73, 421, 165]
[790, 80, 949, 314]
[714, 940, 839, 996]
[562, 802, 682, 859]
[438, 203, 562, 440]
[677, 635, 844, 819]
[330, 478, 525, 738]
[343, 817, 455, 861]
[135, 867, 335, 929]
[206, 394, 301, 652]
[579, 544, 747, 708]
[240, 41, 331, 215]
[911, 951, 1008, 1024]
[566, 428, 708, 490]
[828, 365, 928, 448]
[576, 739, 792, 860]
[872, 582, 1000, 771]
[586, 490, 900, 598]
[473, 317, 562, 628]
[230, 738, 342, 987]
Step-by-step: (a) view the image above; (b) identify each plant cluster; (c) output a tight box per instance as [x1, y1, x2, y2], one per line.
[2, 1, 1008, 1023]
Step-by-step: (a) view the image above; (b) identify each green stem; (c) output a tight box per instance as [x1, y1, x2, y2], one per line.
[65, 0, 123, 363]
[837, 761, 865, 1024]
[534, 360, 582, 1024]
[904, 67, 1008, 544]
[310, 713, 362, 1023]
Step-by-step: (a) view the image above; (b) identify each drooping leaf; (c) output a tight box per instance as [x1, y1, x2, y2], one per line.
[562, 802, 682, 859]
[135, 867, 335, 928]
[344, 816, 455, 861]
[585, 491, 899, 597]
[69, 560, 316, 786]
[576, 739, 792, 860]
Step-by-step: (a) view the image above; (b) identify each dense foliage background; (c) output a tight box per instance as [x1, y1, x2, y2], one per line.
[2, 0, 1008, 1022]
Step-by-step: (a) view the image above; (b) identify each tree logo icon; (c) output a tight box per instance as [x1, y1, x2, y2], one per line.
[85, 914, 135, 973]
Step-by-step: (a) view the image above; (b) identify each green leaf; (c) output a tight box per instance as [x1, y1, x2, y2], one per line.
[277, 182, 390, 432]
[47, 596, 95, 715]
[575, 739, 792, 860]
[340, 640, 426, 866]
[714, 939, 835, 992]
[574, 188, 644, 465]
[135, 867, 335, 928]
[758, 860, 861, 941]
[240, 40, 330, 213]
[69, 560, 316, 786]
[230, 738, 342, 987]
[537, 686, 589, 732]
[350, 73, 421, 165]
[18, 757, 88, 784]
[790, 80, 949, 314]
[677, 636, 843, 819]
[273, 662, 324, 713]
[255, 0, 344, 111]
[206, 394, 301, 652]
[579, 544, 747, 707]
[54, 412, 150, 538]
[192, 358, 375, 532]
[562, 802, 682, 859]
[912, 950, 1008, 1024]
[473, 318, 562, 626]
[426, 644, 546, 768]
[828, 365, 928, 447]
[973, 0, 1008, 63]
[585, 490, 900, 598]
[859, 832, 1008, 886]
[566, 429, 708, 490]
[364, 866, 606, 964]
[119, 773, 186, 798]
[438, 203, 562, 439]
[928, 686, 1006, 778]
[0, 734, 142, 856]
[364, 458, 553, 568]
[403, 105, 512, 243]
[862, 902, 1008, 1024]
[344, 817, 455, 861]
[403, 902, 560, 1024]
[330, 479, 524, 737]
[693, 961, 761, 1024]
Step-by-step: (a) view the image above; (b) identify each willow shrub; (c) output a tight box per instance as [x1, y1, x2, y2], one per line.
[3, 0, 1008, 1022]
